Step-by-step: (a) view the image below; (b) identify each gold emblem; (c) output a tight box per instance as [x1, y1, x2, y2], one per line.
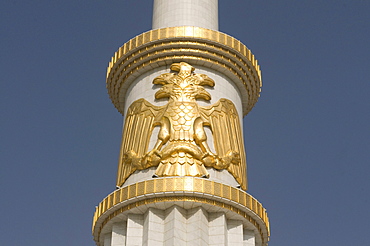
[117, 62, 247, 189]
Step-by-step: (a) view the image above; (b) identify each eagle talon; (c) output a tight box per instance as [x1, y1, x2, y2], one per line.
[142, 150, 162, 168]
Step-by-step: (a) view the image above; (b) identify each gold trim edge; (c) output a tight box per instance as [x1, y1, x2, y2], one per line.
[92, 177, 270, 244]
[106, 26, 262, 116]
[107, 26, 261, 79]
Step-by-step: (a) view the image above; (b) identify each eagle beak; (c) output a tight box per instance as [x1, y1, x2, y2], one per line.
[155, 87, 169, 99]
[170, 63, 181, 72]
[196, 87, 212, 101]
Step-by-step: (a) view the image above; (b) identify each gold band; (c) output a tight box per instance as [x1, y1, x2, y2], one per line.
[92, 177, 269, 244]
[106, 26, 262, 116]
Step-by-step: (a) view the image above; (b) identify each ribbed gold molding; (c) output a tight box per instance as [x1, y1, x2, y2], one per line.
[92, 177, 269, 245]
[106, 26, 262, 116]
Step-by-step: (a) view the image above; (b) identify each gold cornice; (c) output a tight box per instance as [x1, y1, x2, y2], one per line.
[92, 177, 269, 245]
[106, 26, 262, 116]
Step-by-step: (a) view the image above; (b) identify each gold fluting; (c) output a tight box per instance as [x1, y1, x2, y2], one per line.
[106, 26, 262, 116]
[116, 62, 247, 189]
[92, 178, 270, 245]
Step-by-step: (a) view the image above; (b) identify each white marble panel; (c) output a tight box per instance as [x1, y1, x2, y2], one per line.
[243, 229, 256, 246]
[126, 214, 143, 246]
[104, 233, 112, 246]
[227, 219, 243, 245]
[208, 212, 227, 246]
[152, 0, 218, 30]
[187, 207, 209, 245]
[111, 222, 127, 246]
[164, 206, 187, 246]
[143, 208, 165, 246]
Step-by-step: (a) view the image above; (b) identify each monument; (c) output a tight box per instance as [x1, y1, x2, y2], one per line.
[92, 1, 270, 245]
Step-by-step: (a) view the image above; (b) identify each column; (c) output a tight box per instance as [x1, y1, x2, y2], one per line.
[152, 0, 218, 30]
[209, 212, 228, 246]
[126, 214, 143, 246]
[164, 206, 187, 246]
[111, 222, 127, 246]
[104, 233, 112, 246]
[227, 220, 243, 246]
[143, 208, 165, 246]
[243, 229, 256, 246]
[187, 207, 209, 245]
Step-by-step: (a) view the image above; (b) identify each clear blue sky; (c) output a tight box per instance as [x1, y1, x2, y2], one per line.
[1, 1, 369, 245]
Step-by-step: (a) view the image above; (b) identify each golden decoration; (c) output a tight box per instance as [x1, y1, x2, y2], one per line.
[116, 62, 247, 189]
[105, 26, 262, 116]
[92, 177, 270, 245]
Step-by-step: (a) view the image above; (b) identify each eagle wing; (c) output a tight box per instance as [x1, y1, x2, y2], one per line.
[116, 98, 164, 187]
[200, 99, 247, 190]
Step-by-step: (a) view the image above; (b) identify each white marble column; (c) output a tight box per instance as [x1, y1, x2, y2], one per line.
[208, 212, 228, 246]
[164, 206, 187, 246]
[143, 208, 165, 246]
[227, 220, 244, 246]
[111, 222, 127, 246]
[126, 214, 144, 245]
[152, 0, 218, 30]
[187, 207, 209, 245]
[104, 233, 112, 246]
[243, 229, 256, 246]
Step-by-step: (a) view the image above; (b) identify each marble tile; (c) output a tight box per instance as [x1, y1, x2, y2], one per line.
[208, 212, 227, 245]
[104, 233, 112, 246]
[243, 229, 256, 246]
[111, 222, 127, 246]
[227, 220, 243, 245]
[126, 214, 143, 245]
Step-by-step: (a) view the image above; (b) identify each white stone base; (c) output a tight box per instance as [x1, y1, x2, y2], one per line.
[102, 206, 256, 246]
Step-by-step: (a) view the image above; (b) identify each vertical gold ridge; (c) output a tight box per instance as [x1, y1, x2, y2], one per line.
[231, 186, 238, 202]
[137, 34, 143, 47]
[152, 29, 158, 41]
[137, 182, 145, 196]
[165, 178, 174, 191]
[193, 26, 201, 37]
[184, 26, 193, 37]
[192, 178, 201, 193]
[174, 178, 184, 191]
[122, 186, 128, 201]
[214, 182, 221, 197]
[146, 179, 154, 194]
[108, 193, 113, 210]
[184, 177, 194, 191]
[204, 179, 212, 194]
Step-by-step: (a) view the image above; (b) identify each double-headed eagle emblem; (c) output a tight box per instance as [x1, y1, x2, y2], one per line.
[116, 62, 247, 189]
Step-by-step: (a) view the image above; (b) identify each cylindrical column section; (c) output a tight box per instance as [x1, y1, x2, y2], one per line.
[152, 0, 218, 30]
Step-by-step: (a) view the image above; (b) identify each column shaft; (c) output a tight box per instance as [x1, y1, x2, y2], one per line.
[152, 0, 218, 30]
